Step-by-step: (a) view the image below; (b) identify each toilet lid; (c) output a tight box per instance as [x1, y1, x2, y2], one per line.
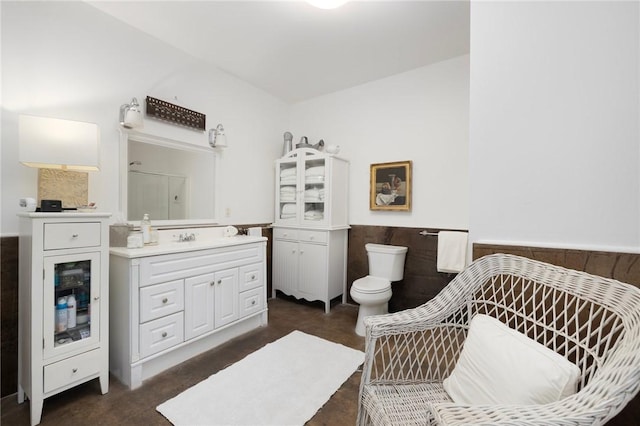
[353, 276, 390, 294]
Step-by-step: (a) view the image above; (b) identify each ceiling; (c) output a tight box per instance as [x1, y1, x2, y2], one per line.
[88, 1, 470, 103]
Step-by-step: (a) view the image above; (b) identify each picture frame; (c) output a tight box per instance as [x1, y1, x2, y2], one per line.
[370, 160, 412, 211]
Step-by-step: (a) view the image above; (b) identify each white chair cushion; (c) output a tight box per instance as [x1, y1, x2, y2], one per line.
[443, 314, 581, 405]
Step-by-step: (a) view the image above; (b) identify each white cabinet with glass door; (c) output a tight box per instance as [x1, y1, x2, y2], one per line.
[18, 213, 111, 426]
[275, 148, 349, 227]
[272, 148, 349, 313]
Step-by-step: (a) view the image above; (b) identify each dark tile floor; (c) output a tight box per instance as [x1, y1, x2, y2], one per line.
[1, 297, 363, 425]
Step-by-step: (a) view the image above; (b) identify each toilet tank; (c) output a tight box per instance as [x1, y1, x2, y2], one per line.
[366, 243, 408, 281]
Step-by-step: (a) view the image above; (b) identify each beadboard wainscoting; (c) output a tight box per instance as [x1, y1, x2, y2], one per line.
[4, 232, 639, 402]
[473, 243, 640, 287]
[1, 236, 19, 397]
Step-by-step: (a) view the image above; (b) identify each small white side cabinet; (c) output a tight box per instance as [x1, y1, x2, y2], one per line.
[109, 239, 268, 389]
[272, 148, 350, 313]
[17, 213, 111, 426]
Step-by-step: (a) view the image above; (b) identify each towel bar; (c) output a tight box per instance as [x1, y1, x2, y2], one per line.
[419, 230, 439, 236]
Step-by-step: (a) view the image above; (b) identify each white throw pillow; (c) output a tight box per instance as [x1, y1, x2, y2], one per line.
[443, 314, 581, 405]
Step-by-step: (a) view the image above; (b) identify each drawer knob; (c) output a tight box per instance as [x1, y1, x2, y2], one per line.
[309, 236, 314, 240]
[72, 368, 78, 373]
[162, 332, 168, 338]
[162, 298, 168, 304]
[210, 281, 215, 286]
[251, 274, 256, 280]
[217, 280, 222, 285]
[93, 296, 100, 301]
[283, 233, 288, 237]
[251, 301, 256, 305]
[71, 234, 79, 239]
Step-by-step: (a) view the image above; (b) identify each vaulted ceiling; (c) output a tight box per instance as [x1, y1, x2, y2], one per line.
[88, 1, 470, 103]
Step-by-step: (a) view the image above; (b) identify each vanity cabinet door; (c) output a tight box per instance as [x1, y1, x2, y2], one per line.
[214, 269, 239, 328]
[184, 273, 215, 340]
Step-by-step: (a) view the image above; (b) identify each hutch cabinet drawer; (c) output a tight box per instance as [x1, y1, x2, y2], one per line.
[139, 312, 184, 358]
[43, 349, 101, 393]
[298, 230, 327, 244]
[44, 222, 101, 250]
[239, 287, 263, 318]
[273, 228, 298, 240]
[239, 263, 262, 292]
[139, 280, 184, 323]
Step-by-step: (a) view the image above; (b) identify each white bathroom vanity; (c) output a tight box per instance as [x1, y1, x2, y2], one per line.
[109, 230, 268, 389]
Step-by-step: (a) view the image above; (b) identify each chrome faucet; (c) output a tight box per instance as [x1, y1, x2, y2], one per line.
[177, 232, 196, 242]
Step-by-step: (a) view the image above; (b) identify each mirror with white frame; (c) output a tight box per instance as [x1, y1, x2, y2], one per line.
[120, 131, 217, 227]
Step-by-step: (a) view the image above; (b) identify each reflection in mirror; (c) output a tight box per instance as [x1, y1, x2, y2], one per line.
[124, 137, 215, 224]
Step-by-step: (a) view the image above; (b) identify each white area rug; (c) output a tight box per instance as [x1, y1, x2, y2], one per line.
[156, 330, 365, 425]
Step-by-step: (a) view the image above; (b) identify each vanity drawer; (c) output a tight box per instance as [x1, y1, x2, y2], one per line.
[239, 287, 264, 318]
[139, 312, 184, 358]
[298, 230, 327, 244]
[239, 263, 263, 292]
[43, 349, 101, 393]
[44, 222, 101, 250]
[139, 244, 263, 286]
[140, 280, 184, 323]
[273, 228, 298, 240]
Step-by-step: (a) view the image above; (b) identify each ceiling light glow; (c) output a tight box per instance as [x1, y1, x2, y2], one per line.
[306, 0, 349, 10]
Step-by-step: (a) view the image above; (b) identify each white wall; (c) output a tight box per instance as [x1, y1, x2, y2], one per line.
[469, 1, 640, 252]
[290, 55, 470, 230]
[1, 1, 288, 235]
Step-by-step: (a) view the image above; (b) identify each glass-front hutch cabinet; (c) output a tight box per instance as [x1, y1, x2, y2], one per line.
[18, 213, 111, 426]
[272, 148, 349, 313]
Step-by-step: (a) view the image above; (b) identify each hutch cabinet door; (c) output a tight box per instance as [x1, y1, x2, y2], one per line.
[43, 252, 101, 359]
[297, 242, 327, 299]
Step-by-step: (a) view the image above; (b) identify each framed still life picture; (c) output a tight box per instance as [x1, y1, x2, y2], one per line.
[370, 160, 412, 211]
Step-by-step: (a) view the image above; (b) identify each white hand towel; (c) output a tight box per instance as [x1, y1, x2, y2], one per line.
[281, 203, 297, 215]
[280, 167, 296, 177]
[437, 231, 468, 273]
[305, 166, 325, 176]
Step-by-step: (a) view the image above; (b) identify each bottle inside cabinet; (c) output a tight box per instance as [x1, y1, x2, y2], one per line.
[53, 260, 92, 346]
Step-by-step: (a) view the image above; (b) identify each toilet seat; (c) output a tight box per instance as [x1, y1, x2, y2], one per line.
[352, 276, 391, 294]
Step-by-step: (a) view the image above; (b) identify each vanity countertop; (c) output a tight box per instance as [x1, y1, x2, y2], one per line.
[109, 235, 267, 259]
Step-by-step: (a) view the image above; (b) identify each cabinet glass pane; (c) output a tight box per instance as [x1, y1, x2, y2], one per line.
[53, 260, 93, 347]
[303, 158, 325, 221]
[279, 162, 298, 220]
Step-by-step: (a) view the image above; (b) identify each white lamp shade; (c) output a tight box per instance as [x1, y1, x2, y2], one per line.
[19, 115, 100, 171]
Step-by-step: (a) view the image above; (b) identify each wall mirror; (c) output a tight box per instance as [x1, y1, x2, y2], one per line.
[119, 130, 217, 227]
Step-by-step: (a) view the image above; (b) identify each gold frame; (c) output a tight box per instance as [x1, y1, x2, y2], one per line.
[370, 160, 412, 211]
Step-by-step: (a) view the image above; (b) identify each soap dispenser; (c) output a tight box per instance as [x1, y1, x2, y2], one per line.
[141, 213, 151, 244]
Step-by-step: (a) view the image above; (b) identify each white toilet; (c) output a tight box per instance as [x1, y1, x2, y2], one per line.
[350, 243, 408, 336]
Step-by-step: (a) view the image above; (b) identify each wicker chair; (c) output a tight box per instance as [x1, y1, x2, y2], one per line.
[357, 253, 640, 425]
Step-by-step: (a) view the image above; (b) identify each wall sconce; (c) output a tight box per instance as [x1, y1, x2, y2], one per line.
[19, 115, 100, 171]
[119, 97, 144, 129]
[209, 124, 227, 148]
